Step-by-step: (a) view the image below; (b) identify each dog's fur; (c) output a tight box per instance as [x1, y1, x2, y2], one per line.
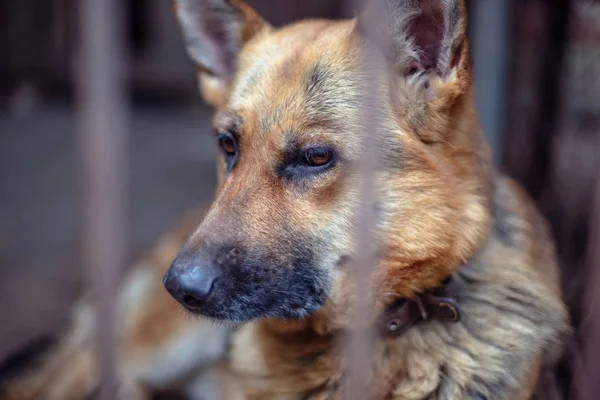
[0, 0, 569, 399]
[167, 0, 569, 398]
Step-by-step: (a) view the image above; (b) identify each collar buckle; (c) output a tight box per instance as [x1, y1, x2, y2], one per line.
[380, 276, 462, 338]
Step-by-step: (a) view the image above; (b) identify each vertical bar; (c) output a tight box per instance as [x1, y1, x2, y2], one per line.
[77, 0, 129, 398]
[344, 1, 380, 399]
[579, 173, 600, 400]
[345, 86, 378, 400]
[518, 0, 570, 199]
[470, 0, 511, 165]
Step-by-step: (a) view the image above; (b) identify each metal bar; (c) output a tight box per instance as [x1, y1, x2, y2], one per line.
[76, 0, 129, 398]
[579, 168, 600, 400]
[344, 1, 380, 399]
[522, 0, 570, 199]
[470, 0, 511, 165]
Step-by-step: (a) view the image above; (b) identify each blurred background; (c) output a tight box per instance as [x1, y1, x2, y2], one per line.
[0, 0, 598, 398]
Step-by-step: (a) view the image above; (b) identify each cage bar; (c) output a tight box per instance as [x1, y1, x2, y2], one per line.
[76, 0, 129, 398]
[579, 173, 600, 400]
[343, 0, 381, 399]
[470, 0, 511, 165]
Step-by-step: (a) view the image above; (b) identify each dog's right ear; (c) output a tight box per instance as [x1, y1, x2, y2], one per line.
[173, 0, 267, 107]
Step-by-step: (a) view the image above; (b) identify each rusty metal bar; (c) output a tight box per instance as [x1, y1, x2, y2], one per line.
[76, 0, 129, 398]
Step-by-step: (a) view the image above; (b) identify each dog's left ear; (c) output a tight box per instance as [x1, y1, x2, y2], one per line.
[173, 0, 268, 107]
[358, 0, 471, 142]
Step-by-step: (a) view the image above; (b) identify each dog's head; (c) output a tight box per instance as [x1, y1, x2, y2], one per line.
[164, 0, 493, 325]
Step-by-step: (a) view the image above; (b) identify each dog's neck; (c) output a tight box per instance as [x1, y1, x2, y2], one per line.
[261, 275, 463, 339]
[230, 261, 473, 398]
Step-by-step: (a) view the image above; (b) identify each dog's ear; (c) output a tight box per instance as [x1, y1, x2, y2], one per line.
[358, 0, 471, 142]
[360, 0, 468, 80]
[173, 0, 267, 107]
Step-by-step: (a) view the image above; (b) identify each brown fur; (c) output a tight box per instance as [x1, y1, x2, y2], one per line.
[169, 0, 570, 399]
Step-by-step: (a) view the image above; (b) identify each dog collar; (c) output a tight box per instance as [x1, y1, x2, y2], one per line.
[379, 277, 462, 338]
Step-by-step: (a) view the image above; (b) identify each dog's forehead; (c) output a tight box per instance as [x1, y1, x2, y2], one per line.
[228, 20, 361, 139]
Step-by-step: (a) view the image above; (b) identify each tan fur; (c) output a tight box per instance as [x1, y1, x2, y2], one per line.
[170, 0, 569, 399]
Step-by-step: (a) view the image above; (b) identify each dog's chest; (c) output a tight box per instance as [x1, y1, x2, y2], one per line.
[229, 323, 448, 400]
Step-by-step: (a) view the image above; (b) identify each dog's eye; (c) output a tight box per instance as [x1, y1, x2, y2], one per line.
[278, 145, 336, 181]
[304, 148, 333, 167]
[216, 131, 239, 170]
[219, 135, 236, 157]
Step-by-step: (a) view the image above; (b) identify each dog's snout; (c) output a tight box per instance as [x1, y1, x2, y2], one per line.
[163, 251, 222, 309]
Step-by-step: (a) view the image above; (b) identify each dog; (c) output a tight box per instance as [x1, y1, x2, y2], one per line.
[162, 0, 570, 398]
[0, 0, 569, 399]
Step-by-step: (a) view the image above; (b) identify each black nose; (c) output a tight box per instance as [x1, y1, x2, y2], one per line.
[163, 252, 221, 309]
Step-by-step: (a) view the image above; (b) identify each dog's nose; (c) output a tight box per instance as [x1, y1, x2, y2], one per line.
[163, 254, 221, 308]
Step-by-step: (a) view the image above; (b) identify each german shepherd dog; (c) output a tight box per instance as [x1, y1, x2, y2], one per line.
[0, 0, 569, 399]
[163, 0, 570, 398]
